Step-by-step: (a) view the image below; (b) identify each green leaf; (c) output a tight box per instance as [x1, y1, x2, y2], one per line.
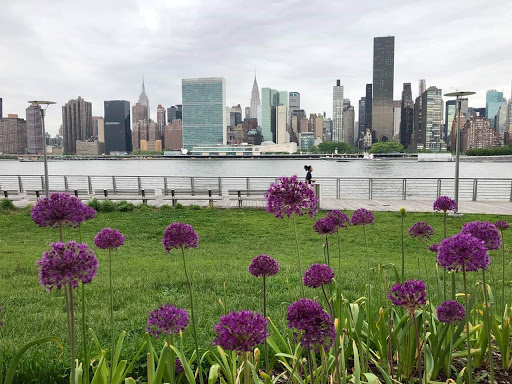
[169, 345, 196, 384]
[4, 336, 63, 384]
[208, 364, 221, 384]
[111, 360, 127, 384]
[362, 373, 381, 384]
[112, 331, 126, 375]
[152, 344, 170, 384]
[352, 340, 360, 384]
[124, 379, 136, 384]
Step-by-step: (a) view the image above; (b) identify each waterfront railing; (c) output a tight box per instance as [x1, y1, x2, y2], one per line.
[1, 175, 511, 201]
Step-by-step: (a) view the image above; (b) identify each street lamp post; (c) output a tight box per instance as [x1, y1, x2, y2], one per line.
[28, 101, 56, 198]
[443, 91, 475, 214]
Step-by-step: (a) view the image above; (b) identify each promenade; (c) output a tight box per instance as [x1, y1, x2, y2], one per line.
[8, 193, 512, 215]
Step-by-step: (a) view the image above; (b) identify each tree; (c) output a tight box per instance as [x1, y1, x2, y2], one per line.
[310, 142, 358, 154]
[368, 142, 404, 154]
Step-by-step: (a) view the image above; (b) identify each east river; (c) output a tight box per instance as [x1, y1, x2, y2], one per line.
[0, 158, 510, 179]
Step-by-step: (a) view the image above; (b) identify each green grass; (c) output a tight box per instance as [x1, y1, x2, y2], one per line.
[0, 206, 510, 382]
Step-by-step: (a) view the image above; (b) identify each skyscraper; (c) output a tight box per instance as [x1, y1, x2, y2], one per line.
[372, 36, 395, 141]
[393, 100, 401, 139]
[342, 105, 355, 146]
[167, 105, 182, 123]
[26, 103, 43, 154]
[92, 116, 104, 142]
[104, 100, 131, 154]
[332, 80, 344, 142]
[156, 104, 166, 132]
[365, 84, 373, 134]
[417, 86, 444, 152]
[276, 105, 288, 144]
[400, 83, 414, 148]
[0, 98, 2, 118]
[62, 96, 92, 154]
[250, 75, 260, 120]
[419, 79, 426, 97]
[138, 78, 149, 119]
[289, 92, 300, 124]
[182, 77, 226, 149]
[0, 114, 26, 153]
[260, 88, 288, 143]
[358, 97, 366, 144]
[486, 89, 505, 128]
[244, 107, 251, 119]
[461, 115, 502, 152]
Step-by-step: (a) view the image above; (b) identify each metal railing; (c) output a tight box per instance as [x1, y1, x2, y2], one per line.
[1, 174, 511, 201]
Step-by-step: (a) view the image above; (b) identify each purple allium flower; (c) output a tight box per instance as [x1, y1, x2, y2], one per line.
[82, 205, 97, 221]
[37, 241, 98, 291]
[175, 359, 184, 374]
[351, 208, 374, 226]
[313, 217, 337, 235]
[265, 175, 318, 219]
[495, 221, 509, 232]
[94, 228, 125, 250]
[146, 304, 189, 338]
[249, 254, 280, 277]
[409, 222, 434, 239]
[388, 280, 427, 314]
[429, 244, 439, 253]
[437, 233, 490, 272]
[326, 210, 350, 229]
[461, 221, 502, 251]
[162, 222, 199, 252]
[213, 310, 268, 352]
[436, 300, 465, 323]
[31, 192, 93, 228]
[287, 298, 335, 351]
[303, 264, 335, 288]
[433, 196, 458, 213]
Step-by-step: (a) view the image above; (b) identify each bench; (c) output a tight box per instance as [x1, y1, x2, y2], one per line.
[228, 189, 267, 208]
[162, 189, 222, 207]
[94, 189, 156, 204]
[26, 189, 91, 201]
[1, 190, 22, 201]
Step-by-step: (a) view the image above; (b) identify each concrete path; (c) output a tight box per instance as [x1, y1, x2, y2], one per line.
[9, 193, 512, 215]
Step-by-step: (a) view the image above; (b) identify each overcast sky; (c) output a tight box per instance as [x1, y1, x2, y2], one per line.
[1, 0, 511, 135]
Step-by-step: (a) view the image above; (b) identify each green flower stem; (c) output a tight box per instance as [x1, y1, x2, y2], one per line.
[462, 264, 472, 384]
[401, 214, 405, 283]
[325, 235, 330, 268]
[109, 248, 114, 384]
[243, 351, 250, 384]
[443, 212, 447, 302]
[81, 284, 89, 384]
[501, 232, 506, 314]
[263, 275, 269, 375]
[451, 271, 456, 300]
[481, 270, 494, 384]
[363, 225, 370, 373]
[411, 312, 422, 382]
[181, 247, 203, 384]
[292, 214, 305, 297]
[321, 286, 341, 384]
[336, 229, 342, 317]
[66, 284, 76, 384]
[447, 323, 453, 379]
[167, 334, 176, 384]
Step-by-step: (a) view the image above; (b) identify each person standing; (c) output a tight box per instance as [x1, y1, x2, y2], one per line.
[304, 165, 315, 185]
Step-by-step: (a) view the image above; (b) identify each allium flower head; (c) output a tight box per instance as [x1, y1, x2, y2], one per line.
[146, 304, 189, 338]
[162, 222, 199, 252]
[303, 264, 335, 288]
[213, 310, 268, 352]
[326, 210, 350, 229]
[287, 298, 335, 351]
[399, 207, 406, 216]
[429, 244, 439, 253]
[409, 222, 434, 239]
[437, 300, 465, 323]
[249, 254, 280, 277]
[495, 221, 509, 232]
[265, 175, 318, 219]
[461, 221, 502, 251]
[388, 280, 427, 314]
[433, 196, 458, 213]
[175, 359, 184, 374]
[94, 228, 125, 250]
[313, 217, 337, 235]
[37, 241, 98, 291]
[437, 233, 490, 272]
[31, 192, 94, 228]
[351, 208, 374, 226]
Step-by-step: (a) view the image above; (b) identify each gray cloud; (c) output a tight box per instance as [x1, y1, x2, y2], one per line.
[0, 0, 510, 134]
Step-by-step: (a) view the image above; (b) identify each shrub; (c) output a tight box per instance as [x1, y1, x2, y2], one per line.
[116, 200, 135, 212]
[159, 204, 173, 211]
[137, 204, 153, 212]
[0, 198, 15, 211]
[87, 198, 101, 211]
[99, 199, 116, 212]
[189, 204, 202, 210]
[175, 203, 185, 209]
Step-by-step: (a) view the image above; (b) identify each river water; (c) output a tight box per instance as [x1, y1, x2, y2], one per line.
[0, 158, 509, 179]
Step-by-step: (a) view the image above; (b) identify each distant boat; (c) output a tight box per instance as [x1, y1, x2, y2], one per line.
[363, 152, 374, 160]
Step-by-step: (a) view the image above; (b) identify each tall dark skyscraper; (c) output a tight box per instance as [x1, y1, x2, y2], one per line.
[104, 100, 131, 154]
[365, 84, 372, 134]
[26, 103, 43, 154]
[400, 83, 414, 148]
[372, 36, 395, 141]
[358, 97, 366, 143]
[62, 96, 92, 154]
[167, 105, 182, 123]
[0, 98, 3, 118]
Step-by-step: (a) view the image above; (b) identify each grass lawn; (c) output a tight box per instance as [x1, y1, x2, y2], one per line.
[0, 205, 510, 382]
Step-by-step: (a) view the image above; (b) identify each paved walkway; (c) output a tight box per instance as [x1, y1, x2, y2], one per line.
[9, 193, 512, 215]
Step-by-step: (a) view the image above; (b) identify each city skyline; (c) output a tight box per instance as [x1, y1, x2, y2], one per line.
[1, 0, 511, 134]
